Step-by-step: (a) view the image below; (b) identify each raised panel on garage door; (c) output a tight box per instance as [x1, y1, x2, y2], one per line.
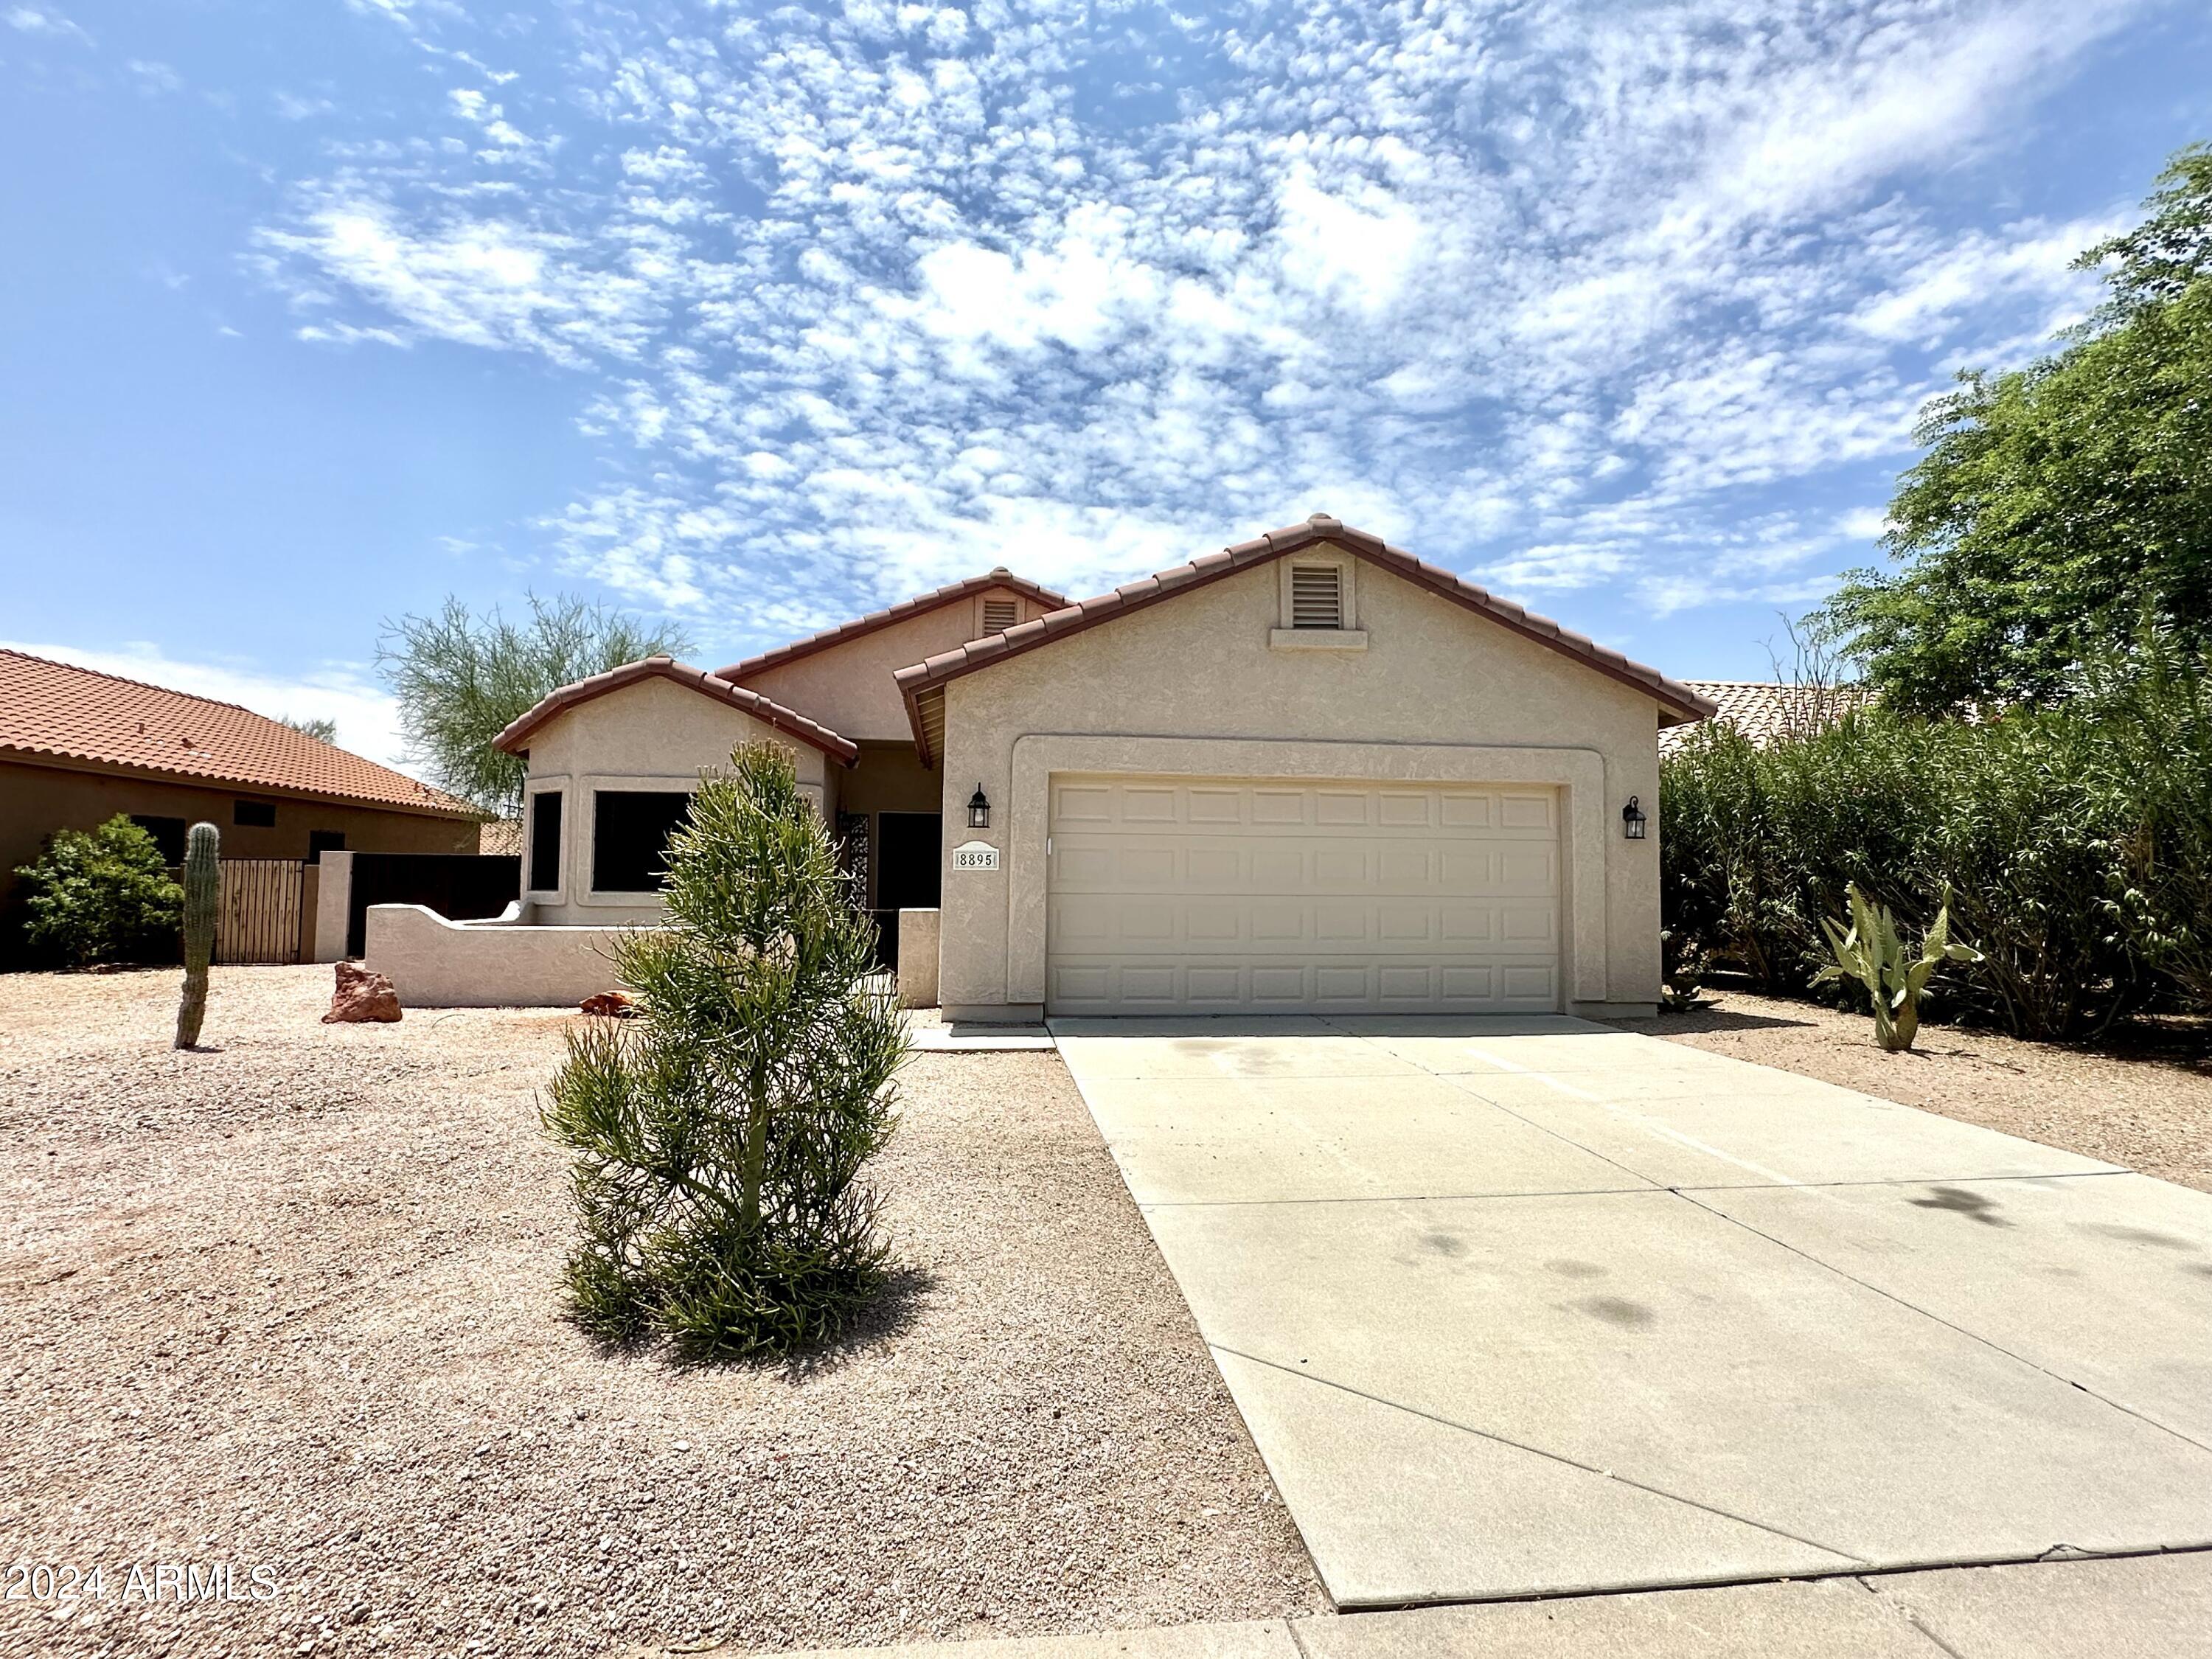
[1046, 774, 1559, 1015]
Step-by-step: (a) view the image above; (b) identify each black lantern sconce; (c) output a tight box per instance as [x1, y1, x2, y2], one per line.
[967, 785, 991, 830]
[1621, 796, 1648, 840]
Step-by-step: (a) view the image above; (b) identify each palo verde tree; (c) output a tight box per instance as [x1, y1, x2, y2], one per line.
[378, 593, 692, 815]
[1821, 142, 2212, 713]
[542, 742, 906, 1358]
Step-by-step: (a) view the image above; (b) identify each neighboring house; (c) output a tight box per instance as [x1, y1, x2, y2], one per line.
[1659, 680, 1871, 755]
[0, 649, 481, 952]
[494, 518, 1714, 1020]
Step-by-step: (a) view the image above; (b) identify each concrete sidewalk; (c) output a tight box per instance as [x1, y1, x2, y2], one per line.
[1050, 1015, 2212, 1609]
[765, 1550, 2212, 1657]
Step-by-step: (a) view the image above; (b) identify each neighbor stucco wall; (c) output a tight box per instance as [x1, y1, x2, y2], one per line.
[734, 585, 1048, 742]
[516, 675, 833, 925]
[932, 548, 1666, 1017]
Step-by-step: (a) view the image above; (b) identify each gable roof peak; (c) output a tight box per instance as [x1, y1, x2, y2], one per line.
[717, 567, 1067, 683]
[891, 517, 1718, 764]
[493, 655, 858, 764]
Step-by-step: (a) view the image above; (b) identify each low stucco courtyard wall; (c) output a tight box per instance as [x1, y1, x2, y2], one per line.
[364, 903, 631, 1009]
[896, 908, 940, 1009]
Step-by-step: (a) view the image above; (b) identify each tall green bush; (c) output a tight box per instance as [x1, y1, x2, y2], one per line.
[542, 742, 906, 1357]
[13, 815, 184, 967]
[1661, 655, 2212, 1040]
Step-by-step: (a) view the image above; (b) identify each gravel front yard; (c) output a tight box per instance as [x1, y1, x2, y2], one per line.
[1623, 990, 2212, 1193]
[0, 967, 1323, 1659]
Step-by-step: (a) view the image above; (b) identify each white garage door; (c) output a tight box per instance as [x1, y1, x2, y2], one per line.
[1046, 774, 1560, 1016]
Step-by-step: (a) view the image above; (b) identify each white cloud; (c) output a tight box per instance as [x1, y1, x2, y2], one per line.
[125, 59, 181, 94]
[5, 4, 88, 44]
[2, 641, 415, 775]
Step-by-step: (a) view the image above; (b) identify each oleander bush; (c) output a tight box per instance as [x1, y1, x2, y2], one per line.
[1661, 644, 2212, 1040]
[12, 815, 184, 968]
[542, 742, 906, 1358]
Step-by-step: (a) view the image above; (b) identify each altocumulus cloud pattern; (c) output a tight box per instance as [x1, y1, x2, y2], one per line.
[246, 0, 2177, 643]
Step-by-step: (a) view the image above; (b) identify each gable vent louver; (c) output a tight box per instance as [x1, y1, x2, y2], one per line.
[981, 598, 1018, 634]
[1290, 565, 1343, 630]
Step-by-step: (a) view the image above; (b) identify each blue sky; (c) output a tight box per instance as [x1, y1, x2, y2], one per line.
[4, 0, 2208, 773]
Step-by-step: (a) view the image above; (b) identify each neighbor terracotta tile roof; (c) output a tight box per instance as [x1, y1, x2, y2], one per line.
[892, 516, 1719, 763]
[492, 656, 859, 764]
[1660, 680, 1874, 754]
[717, 568, 1068, 682]
[0, 649, 478, 816]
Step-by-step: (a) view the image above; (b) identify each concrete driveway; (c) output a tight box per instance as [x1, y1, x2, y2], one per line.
[1049, 1015, 2212, 1610]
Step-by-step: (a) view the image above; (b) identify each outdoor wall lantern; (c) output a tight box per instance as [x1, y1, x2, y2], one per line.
[967, 786, 991, 830]
[1621, 796, 1648, 840]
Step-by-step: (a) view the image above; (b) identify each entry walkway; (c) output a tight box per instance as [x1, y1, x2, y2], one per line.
[1048, 1015, 2212, 1610]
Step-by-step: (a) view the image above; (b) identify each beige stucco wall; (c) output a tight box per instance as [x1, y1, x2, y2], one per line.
[364, 904, 627, 1007]
[933, 548, 1668, 1018]
[515, 675, 835, 926]
[734, 585, 1048, 742]
[896, 908, 941, 1008]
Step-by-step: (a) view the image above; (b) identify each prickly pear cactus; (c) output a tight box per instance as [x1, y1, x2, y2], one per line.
[173, 821, 219, 1049]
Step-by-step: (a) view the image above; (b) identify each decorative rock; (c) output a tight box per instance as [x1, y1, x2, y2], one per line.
[322, 961, 402, 1024]
[579, 992, 636, 1018]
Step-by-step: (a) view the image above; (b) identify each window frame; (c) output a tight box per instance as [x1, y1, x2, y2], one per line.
[524, 783, 566, 898]
[578, 776, 701, 905]
[232, 798, 278, 829]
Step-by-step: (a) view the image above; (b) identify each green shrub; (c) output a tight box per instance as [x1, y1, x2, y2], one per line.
[541, 742, 907, 1358]
[1661, 653, 2212, 1040]
[13, 815, 184, 967]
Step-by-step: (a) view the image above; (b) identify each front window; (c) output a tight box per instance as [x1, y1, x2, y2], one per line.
[591, 790, 691, 893]
[529, 790, 563, 891]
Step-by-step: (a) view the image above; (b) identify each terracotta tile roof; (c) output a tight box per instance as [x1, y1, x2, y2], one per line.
[891, 515, 1719, 764]
[717, 568, 1068, 683]
[1660, 680, 1873, 754]
[492, 656, 859, 765]
[477, 818, 525, 856]
[0, 649, 478, 817]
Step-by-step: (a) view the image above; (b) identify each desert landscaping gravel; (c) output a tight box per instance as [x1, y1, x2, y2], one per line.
[0, 967, 1324, 1659]
[1624, 989, 2212, 1193]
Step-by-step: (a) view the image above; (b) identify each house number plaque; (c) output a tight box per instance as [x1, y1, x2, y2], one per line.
[950, 840, 1000, 872]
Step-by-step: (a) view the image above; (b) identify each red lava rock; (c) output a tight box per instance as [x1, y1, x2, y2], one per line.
[322, 961, 402, 1024]
[580, 991, 637, 1018]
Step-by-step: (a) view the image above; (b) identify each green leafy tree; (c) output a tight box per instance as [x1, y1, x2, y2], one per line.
[378, 594, 692, 814]
[1822, 143, 2212, 712]
[14, 815, 184, 967]
[542, 743, 906, 1357]
[280, 714, 338, 744]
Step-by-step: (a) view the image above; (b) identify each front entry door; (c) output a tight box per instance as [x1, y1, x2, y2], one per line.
[876, 813, 943, 911]
[873, 813, 942, 970]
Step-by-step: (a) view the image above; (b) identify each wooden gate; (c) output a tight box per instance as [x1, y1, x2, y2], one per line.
[217, 859, 305, 964]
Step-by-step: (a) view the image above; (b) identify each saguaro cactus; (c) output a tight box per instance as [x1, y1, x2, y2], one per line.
[173, 822, 219, 1049]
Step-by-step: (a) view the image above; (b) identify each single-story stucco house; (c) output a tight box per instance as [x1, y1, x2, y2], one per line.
[437, 515, 1714, 1021]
